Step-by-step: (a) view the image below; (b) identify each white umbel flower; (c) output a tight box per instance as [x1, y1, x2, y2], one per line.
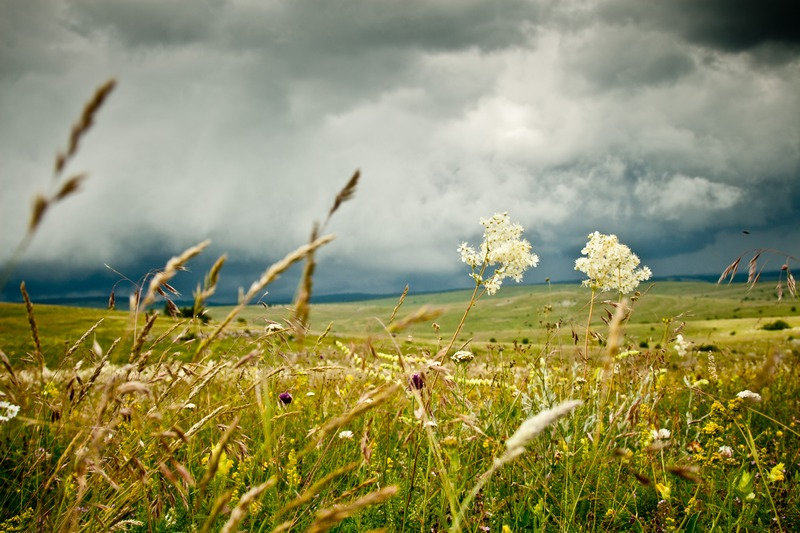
[459, 212, 539, 295]
[338, 430, 354, 439]
[451, 350, 475, 364]
[575, 232, 651, 294]
[736, 390, 762, 402]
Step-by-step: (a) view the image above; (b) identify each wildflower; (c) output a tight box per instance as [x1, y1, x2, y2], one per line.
[0, 401, 20, 423]
[410, 373, 425, 390]
[692, 378, 709, 387]
[736, 390, 762, 402]
[458, 212, 539, 295]
[451, 350, 475, 364]
[674, 334, 691, 357]
[655, 482, 671, 500]
[278, 392, 293, 405]
[338, 430, 354, 440]
[718, 445, 734, 458]
[651, 428, 671, 441]
[574, 231, 651, 294]
[768, 463, 785, 483]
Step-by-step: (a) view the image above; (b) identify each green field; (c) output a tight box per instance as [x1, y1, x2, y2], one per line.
[1, 281, 798, 531]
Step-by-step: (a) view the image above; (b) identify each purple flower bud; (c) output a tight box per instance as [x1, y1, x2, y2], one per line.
[279, 391, 293, 405]
[410, 373, 425, 390]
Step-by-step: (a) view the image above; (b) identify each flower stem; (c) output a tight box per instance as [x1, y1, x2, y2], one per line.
[583, 288, 596, 379]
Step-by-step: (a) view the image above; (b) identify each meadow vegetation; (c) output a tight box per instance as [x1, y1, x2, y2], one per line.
[1, 81, 798, 532]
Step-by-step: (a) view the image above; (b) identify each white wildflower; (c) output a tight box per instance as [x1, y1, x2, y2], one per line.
[574, 231, 651, 294]
[736, 390, 762, 402]
[459, 212, 539, 296]
[0, 401, 20, 423]
[451, 350, 475, 364]
[183, 402, 197, 410]
[338, 430, 354, 440]
[265, 322, 284, 332]
[674, 334, 691, 357]
[718, 445, 734, 458]
[650, 428, 671, 441]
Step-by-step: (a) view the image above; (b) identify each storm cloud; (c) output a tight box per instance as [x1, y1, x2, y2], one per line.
[1, 0, 798, 301]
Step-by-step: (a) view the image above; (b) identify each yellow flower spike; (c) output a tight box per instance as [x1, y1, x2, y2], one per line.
[502, 525, 513, 533]
[655, 482, 671, 500]
[769, 463, 785, 483]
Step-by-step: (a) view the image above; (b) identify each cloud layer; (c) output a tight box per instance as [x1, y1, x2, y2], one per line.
[1, 0, 798, 300]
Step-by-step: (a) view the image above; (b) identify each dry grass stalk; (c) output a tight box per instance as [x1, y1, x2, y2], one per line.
[141, 240, 211, 309]
[185, 362, 230, 405]
[65, 318, 104, 359]
[292, 224, 319, 343]
[277, 461, 359, 517]
[293, 170, 360, 340]
[58, 78, 117, 173]
[388, 305, 443, 333]
[220, 477, 276, 533]
[718, 257, 741, 285]
[199, 490, 233, 533]
[306, 485, 398, 533]
[0, 349, 20, 391]
[183, 405, 229, 440]
[312, 322, 333, 350]
[194, 254, 227, 317]
[19, 282, 43, 365]
[194, 234, 335, 359]
[325, 169, 360, 226]
[388, 284, 409, 324]
[667, 465, 701, 483]
[129, 312, 158, 364]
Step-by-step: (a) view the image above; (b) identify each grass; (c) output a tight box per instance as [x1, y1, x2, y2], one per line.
[1, 279, 798, 532]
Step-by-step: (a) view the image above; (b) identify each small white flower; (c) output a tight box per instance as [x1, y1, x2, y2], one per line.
[718, 445, 734, 458]
[0, 401, 20, 423]
[265, 322, 284, 332]
[306, 391, 315, 397]
[736, 390, 762, 402]
[183, 402, 197, 410]
[338, 430, 354, 440]
[674, 335, 691, 357]
[651, 428, 671, 441]
[451, 350, 475, 364]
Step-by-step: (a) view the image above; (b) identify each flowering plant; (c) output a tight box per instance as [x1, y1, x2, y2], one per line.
[458, 213, 539, 295]
[574, 231, 651, 294]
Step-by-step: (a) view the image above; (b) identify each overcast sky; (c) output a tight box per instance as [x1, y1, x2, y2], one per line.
[1, 0, 799, 302]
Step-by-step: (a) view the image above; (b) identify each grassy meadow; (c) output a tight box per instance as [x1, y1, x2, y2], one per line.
[1, 277, 798, 532]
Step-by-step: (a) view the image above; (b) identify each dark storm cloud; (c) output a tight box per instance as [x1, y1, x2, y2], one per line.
[599, 0, 800, 56]
[1, 0, 799, 303]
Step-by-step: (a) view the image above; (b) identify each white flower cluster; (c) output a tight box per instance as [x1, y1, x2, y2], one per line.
[650, 428, 671, 441]
[451, 350, 475, 364]
[0, 401, 20, 423]
[458, 212, 539, 295]
[674, 334, 691, 357]
[574, 231, 652, 294]
[338, 430, 354, 439]
[736, 389, 762, 402]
